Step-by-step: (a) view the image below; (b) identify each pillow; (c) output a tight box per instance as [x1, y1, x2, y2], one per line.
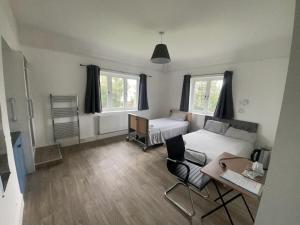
[204, 120, 229, 134]
[169, 111, 187, 121]
[225, 127, 257, 144]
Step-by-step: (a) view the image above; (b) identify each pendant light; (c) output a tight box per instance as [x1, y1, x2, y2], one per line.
[151, 31, 171, 64]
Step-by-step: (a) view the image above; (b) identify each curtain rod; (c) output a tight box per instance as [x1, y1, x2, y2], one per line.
[80, 64, 152, 77]
[191, 72, 224, 77]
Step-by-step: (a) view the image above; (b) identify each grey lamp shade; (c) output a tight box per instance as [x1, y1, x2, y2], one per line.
[151, 44, 171, 64]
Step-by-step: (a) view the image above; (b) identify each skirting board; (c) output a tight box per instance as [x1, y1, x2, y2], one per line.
[35, 130, 127, 149]
[19, 197, 24, 225]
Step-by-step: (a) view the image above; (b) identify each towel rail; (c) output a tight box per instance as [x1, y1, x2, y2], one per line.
[50, 94, 80, 144]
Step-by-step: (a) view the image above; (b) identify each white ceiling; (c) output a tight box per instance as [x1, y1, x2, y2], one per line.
[10, 0, 295, 70]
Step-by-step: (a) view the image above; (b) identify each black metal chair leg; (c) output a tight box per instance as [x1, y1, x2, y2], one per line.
[241, 195, 255, 222]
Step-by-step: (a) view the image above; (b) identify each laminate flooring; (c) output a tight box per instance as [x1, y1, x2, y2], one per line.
[22, 137, 259, 225]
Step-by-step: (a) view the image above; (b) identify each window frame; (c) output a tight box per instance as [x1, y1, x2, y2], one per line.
[100, 71, 139, 112]
[189, 76, 223, 115]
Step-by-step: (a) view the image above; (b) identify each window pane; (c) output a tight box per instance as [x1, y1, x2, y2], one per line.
[100, 75, 108, 108]
[192, 81, 207, 111]
[111, 77, 124, 108]
[208, 79, 223, 113]
[126, 79, 137, 108]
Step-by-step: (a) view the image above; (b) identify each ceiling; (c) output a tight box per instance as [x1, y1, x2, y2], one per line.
[10, 0, 295, 70]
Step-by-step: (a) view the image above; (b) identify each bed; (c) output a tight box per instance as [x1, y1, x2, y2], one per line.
[183, 116, 258, 163]
[127, 110, 192, 150]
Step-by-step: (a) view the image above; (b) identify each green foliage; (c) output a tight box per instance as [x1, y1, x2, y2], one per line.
[192, 79, 223, 113]
[126, 79, 137, 108]
[208, 80, 222, 112]
[193, 81, 207, 111]
[100, 75, 108, 108]
[100, 75, 138, 110]
[112, 77, 124, 108]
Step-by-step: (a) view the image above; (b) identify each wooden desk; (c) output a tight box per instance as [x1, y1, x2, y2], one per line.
[201, 152, 264, 225]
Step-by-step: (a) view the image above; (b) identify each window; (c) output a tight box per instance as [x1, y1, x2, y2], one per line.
[189, 76, 223, 114]
[100, 71, 139, 111]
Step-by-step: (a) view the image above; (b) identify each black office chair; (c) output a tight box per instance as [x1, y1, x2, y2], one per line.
[165, 135, 211, 217]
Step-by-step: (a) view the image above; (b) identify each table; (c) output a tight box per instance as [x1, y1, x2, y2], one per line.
[201, 152, 265, 225]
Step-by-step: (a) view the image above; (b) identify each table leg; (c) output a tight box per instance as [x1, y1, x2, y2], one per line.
[201, 180, 236, 225]
[214, 189, 234, 202]
[241, 194, 255, 222]
[201, 193, 241, 218]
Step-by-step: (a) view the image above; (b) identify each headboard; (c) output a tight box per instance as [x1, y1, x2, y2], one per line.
[170, 109, 192, 123]
[204, 116, 258, 133]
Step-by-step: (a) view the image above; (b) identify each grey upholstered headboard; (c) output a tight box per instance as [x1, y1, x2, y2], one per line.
[204, 116, 258, 133]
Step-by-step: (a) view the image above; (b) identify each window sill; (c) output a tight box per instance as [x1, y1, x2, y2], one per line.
[99, 109, 138, 115]
[190, 112, 213, 117]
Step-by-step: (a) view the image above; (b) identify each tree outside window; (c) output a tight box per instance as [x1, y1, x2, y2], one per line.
[190, 76, 223, 114]
[100, 72, 139, 111]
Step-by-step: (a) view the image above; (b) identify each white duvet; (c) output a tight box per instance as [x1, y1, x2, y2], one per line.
[183, 129, 254, 162]
[148, 118, 189, 145]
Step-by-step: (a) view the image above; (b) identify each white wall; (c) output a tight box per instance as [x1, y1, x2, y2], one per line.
[0, 0, 23, 225]
[166, 57, 289, 148]
[255, 2, 300, 224]
[21, 46, 167, 147]
[20, 35, 290, 148]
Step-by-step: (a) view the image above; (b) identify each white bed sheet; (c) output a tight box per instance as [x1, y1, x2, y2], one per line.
[183, 129, 254, 162]
[148, 118, 189, 145]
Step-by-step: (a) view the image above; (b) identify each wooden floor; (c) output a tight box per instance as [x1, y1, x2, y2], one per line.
[23, 138, 259, 225]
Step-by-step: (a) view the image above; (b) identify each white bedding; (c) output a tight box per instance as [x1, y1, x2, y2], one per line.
[183, 129, 254, 162]
[148, 118, 189, 145]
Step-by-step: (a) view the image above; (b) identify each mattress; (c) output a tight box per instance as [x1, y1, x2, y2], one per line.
[148, 118, 189, 145]
[183, 129, 254, 162]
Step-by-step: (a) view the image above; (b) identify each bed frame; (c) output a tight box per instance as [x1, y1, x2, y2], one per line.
[204, 116, 258, 133]
[127, 110, 192, 151]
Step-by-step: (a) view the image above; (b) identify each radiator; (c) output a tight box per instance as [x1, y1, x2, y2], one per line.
[98, 112, 128, 135]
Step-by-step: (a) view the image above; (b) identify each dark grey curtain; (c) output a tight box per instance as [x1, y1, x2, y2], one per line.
[84, 65, 101, 113]
[179, 74, 191, 112]
[214, 71, 234, 119]
[138, 74, 149, 110]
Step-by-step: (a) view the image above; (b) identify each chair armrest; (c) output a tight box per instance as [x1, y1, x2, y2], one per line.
[166, 158, 190, 183]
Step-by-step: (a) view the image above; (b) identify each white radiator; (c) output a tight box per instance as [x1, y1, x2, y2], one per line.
[98, 112, 128, 135]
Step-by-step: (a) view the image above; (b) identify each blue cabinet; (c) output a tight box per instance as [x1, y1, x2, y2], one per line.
[11, 132, 26, 193]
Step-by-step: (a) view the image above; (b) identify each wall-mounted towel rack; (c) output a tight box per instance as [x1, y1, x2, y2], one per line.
[50, 94, 80, 144]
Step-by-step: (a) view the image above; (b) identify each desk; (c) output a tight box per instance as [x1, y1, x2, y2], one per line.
[201, 152, 264, 225]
